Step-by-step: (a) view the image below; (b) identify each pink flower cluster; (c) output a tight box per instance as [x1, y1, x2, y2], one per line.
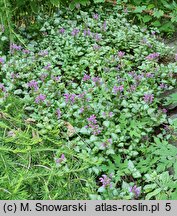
[0, 83, 6, 92]
[55, 154, 65, 164]
[118, 51, 125, 58]
[10, 43, 22, 51]
[146, 52, 159, 60]
[56, 108, 61, 119]
[84, 29, 91, 36]
[143, 93, 154, 104]
[87, 114, 101, 135]
[0, 57, 4, 64]
[101, 138, 112, 148]
[64, 93, 76, 104]
[28, 80, 39, 91]
[71, 28, 80, 36]
[83, 74, 90, 81]
[93, 13, 99, 20]
[113, 85, 124, 94]
[99, 174, 113, 188]
[35, 94, 46, 104]
[129, 185, 141, 198]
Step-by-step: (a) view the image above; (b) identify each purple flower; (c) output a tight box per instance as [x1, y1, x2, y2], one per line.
[38, 50, 48, 56]
[146, 52, 159, 60]
[103, 20, 107, 31]
[129, 185, 141, 198]
[84, 29, 91, 37]
[93, 44, 100, 50]
[11, 73, 19, 79]
[83, 30, 87, 37]
[87, 115, 102, 135]
[124, 8, 128, 13]
[151, 31, 156, 35]
[0, 57, 4, 64]
[23, 49, 30, 54]
[162, 108, 167, 113]
[59, 28, 65, 34]
[164, 124, 169, 131]
[115, 65, 121, 71]
[78, 92, 86, 99]
[87, 114, 97, 124]
[83, 74, 90, 81]
[128, 71, 135, 77]
[40, 73, 48, 82]
[101, 138, 112, 148]
[92, 76, 101, 85]
[10, 43, 22, 51]
[79, 107, 84, 113]
[52, 75, 61, 82]
[143, 93, 154, 104]
[71, 28, 80, 36]
[0, 83, 6, 92]
[99, 174, 112, 188]
[146, 73, 154, 78]
[55, 154, 65, 164]
[28, 80, 39, 91]
[118, 51, 125, 58]
[102, 112, 106, 117]
[44, 64, 51, 70]
[93, 13, 99, 20]
[134, 74, 144, 81]
[35, 94, 46, 104]
[56, 108, 61, 119]
[109, 112, 113, 117]
[159, 83, 167, 89]
[129, 85, 136, 92]
[113, 85, 124, 94]
[175, 54, 177, 61]
[94, 33, 101, 41]
[64, 93, 76, 104]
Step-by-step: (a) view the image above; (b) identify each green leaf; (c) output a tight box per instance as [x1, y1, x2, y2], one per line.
[147, 4, 155, 9]
[90, 135, 97, 142]
[171, 192, 177, 200]
[89, 194, 102, 200]
[143, 184, 157, 193]
[111, 133, 118, 140]
[14, 89, 22, 95]
[174, 161, 177, 179]
[159, 22, 174, 32]
[152, 20, 161, 27]
[94, 0, 105, 3]
[50, 0, 60, 6]
[133, 170, 141, 178]
[133, 6, 146, 13]
[98, 186, 106, 192]
[79, 127, 89, 134]
[146, 188, 162, 200]
[106, 149, 115, 155]
[0, 122, 8, 128]
[103, 121, 110, 127]
[153, 10, 164, 18]
[142, 15, 152, 23]
[30, 1, 39, 13]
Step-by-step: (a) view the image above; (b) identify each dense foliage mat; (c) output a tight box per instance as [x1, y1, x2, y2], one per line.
[0, 5, 177, 199]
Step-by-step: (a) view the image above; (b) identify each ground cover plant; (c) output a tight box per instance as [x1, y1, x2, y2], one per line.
[0, 4, 177, 200]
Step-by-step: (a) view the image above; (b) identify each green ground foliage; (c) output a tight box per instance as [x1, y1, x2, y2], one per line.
[0, 3, 177, 199]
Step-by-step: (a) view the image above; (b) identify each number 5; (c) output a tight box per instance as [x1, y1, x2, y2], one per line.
[165, 203, 171, 211]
